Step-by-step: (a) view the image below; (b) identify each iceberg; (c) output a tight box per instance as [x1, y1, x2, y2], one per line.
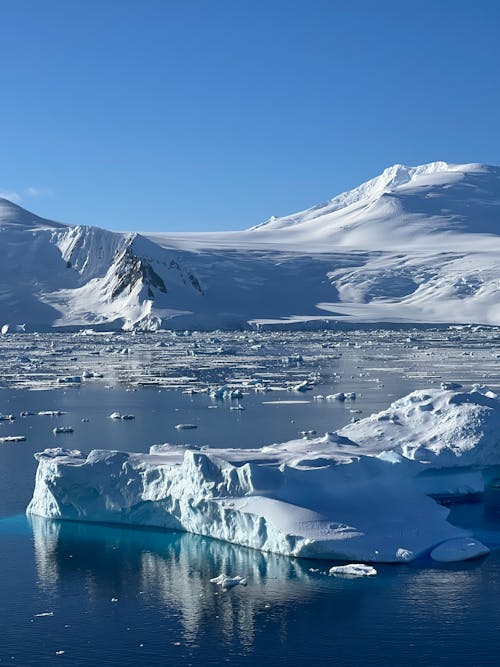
[27, 386, 500, 564]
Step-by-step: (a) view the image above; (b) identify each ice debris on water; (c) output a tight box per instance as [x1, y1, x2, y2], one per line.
[329, 564, 377, 577]
[57, 376, 81, 384]
[109, 412, 135, 420]
[0, 435, 26, 443]
[210, 574, 247, 589]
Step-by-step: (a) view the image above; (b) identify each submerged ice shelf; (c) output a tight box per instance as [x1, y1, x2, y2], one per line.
[27, 385, 500, 564]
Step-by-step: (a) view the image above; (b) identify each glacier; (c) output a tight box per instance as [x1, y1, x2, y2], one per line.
[27, 385, 500, 564]
[4, 161, 500, 330]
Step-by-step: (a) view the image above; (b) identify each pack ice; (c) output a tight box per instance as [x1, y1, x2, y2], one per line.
[27, 386, 500, 563]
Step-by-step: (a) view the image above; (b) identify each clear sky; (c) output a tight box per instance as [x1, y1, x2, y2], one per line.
[1, 0, 499, 232]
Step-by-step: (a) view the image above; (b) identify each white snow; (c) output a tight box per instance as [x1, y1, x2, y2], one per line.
[210, 574, 247, 588]
[4, 161, 500, 329]
[329, 564, 377, 577]
[27, 384, 500, 564]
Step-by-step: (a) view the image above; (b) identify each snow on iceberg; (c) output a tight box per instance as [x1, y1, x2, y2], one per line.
[329, 564, 377, 577]
[340, 384, 500, 468]
[27, 386, 500, 564]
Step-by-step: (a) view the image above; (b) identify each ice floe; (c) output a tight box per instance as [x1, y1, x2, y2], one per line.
[27, 384, 500, 564]
[329, 564, 377, 577]
[210, 574, 247, 589]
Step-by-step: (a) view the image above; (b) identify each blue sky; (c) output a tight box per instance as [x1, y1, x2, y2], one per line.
[1, 0, 499, 232]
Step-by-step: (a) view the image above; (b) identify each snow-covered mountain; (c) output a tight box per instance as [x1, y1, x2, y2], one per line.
[3, 161, 500, 330]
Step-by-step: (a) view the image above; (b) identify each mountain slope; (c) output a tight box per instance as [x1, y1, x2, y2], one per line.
[3, 161, 500, 330]
[0, 202, 204, 330]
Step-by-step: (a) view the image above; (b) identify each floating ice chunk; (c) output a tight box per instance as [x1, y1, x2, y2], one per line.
[53, 427, 74, 435]
[0, 435, 26, 443]
[430, 538, 490, 562]
[329, 564, 377, 577]
[38, 411, 66, 417]
[326, 393, 346, 401]
[326, 392, 356, 402]
[210, 574, 247, 589]
[209, 385, 244, 400]
[109, 412, 135, 420]
[441, 382, 462, 390]
[292, 380, 312, 393]
[282, 355, 303, 364]
[175, 424, 197, 430]
[1, 324, 9, 334]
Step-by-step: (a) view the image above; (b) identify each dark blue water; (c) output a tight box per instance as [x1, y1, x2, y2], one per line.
[2, 514, 500, 666]
[2, 360, 500, 665]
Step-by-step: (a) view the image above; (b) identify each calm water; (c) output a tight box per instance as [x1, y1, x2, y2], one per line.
[2, 336, 500, 665]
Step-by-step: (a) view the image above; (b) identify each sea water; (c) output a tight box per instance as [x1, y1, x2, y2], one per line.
[2, 330, 500, 665]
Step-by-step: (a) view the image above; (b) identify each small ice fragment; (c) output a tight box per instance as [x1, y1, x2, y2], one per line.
[326, 393, 346, 402]
[111, 598, 118, 603]
[292, 380, 312, 393]
[55, 650, 65, 655]
[210, 574, 247, 589]
[441, 382, 462, 390]
[329, 564, 377, 577]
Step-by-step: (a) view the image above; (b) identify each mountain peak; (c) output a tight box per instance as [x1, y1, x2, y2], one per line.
[249, 161, 491, 232]
[0, 197, 65, 230]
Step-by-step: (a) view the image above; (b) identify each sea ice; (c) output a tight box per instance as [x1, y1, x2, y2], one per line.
[210, 574, 247, 589]
[329, 564, 377, 577]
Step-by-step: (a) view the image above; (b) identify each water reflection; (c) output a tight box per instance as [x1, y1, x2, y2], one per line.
[30, 516, 328, 646]
[19, 515, 500, 666]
